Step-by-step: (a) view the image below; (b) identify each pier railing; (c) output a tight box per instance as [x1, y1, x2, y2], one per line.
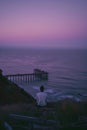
[5, 69, 48, 83]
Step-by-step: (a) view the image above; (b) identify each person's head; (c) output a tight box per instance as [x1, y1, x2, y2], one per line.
[40, 85, 44, 92]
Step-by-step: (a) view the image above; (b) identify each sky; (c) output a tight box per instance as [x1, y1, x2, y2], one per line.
[0, 0, 87, 48]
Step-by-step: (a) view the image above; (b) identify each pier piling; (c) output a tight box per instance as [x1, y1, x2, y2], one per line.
[5, 69, 48, 83]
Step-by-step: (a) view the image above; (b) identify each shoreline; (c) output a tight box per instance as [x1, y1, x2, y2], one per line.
[14, 81, 87, 103]
[0, 75, 87, 128]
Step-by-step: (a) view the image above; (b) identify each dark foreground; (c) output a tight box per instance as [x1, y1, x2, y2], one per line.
[0, 75, 87, 129]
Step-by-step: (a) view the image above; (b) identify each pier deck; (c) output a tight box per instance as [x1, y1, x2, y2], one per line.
[5, 69, 48, 83]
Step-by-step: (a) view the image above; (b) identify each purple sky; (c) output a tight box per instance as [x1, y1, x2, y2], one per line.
[0, 0, 87, 48]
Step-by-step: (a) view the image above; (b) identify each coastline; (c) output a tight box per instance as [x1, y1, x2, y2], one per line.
[0, 75, 87, 128]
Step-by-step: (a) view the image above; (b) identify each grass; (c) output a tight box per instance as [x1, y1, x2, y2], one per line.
[0, 75, 87, 129]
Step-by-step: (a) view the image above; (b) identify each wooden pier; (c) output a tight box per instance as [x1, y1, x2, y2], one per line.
[5, 69, 48, 83]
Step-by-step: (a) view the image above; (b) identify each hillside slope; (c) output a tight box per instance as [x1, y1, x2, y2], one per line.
[0, 75, 35, 105]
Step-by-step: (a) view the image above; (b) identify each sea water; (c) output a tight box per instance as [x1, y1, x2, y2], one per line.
[0, 47, 87, 102]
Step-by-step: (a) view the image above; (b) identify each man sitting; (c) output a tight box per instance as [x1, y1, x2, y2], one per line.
[36, 85, 47, 107]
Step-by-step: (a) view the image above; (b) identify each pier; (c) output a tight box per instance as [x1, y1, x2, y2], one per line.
[5, 69, 48, 83]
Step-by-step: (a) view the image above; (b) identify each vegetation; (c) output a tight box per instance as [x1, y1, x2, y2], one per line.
[0, 75, 35, 105]
[0, 74, 87, 129]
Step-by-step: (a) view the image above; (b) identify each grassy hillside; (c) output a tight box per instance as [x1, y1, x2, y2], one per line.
[0, 75, 35, 105]
[0, 75, 87, 129]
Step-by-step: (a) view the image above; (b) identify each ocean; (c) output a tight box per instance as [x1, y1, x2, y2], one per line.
[0, 47, 87, 102]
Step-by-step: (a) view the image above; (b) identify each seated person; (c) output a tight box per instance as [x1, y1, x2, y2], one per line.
[36, 85, 47, 107]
